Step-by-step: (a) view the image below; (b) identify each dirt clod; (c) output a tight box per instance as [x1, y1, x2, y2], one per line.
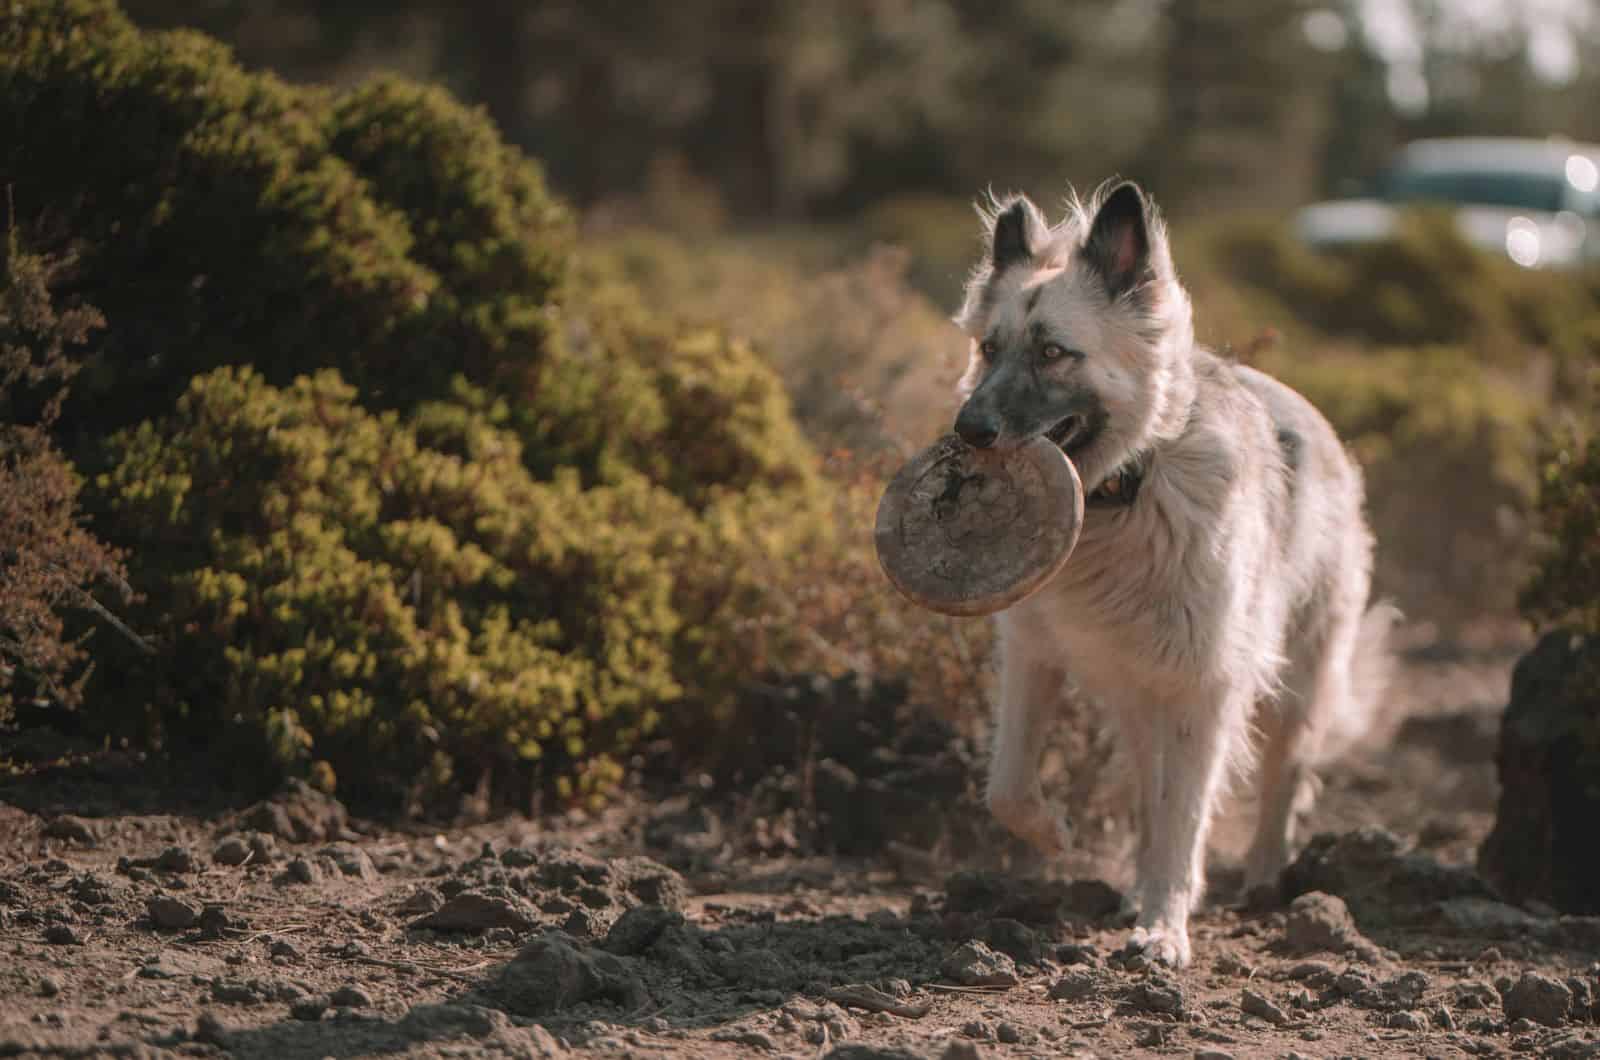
[602, 903, 682, 955]
[42, 925, 80, 945]
[284, 856, 320, 885]
[42, 816, 95, 844]
[153, 846, 194, 873]
[240, 779, 351, 843]
[1049, 969, 1102, 1001]
[290, 998, 327, 1021]
[1283, 891, 1373, 958]
[414, 891, 537, 933]
[212, 836, 251, 866]
[146, 895, 198, 930]
[1241, 988, 1289, 1025]
[1124, 977, 1186, 1017]
[331, 985, 373, 1008]
[490, 935, 648, 1016]
[940, 941, 1019, 987]
[1503, 971, 1573, 1027]
[321, 844, 378, 880]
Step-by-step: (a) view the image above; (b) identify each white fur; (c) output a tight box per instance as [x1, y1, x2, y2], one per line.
[953, 181, 1398, 967]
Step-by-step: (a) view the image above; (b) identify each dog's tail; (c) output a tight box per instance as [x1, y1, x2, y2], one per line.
[1315, 599, 1404, 766]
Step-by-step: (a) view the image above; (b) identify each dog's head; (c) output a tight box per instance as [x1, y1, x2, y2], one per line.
[950, 180, 1195, 490]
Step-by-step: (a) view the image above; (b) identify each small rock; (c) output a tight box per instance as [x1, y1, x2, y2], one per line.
[1387, 1010, 1426, 1030]
[147, 895, 199, 930]
[1503, 972, 1572, 1027]
[284, 857, 319, 885]
[603, 904, 684, 956]
[330, 985, 372, 1008]
[1214, 953, 1254, 977]
[492, 936, 648, 1016]
[270, 938, 300, 959]
[1381, 970, 1430, 1006]
[500, 846, 539, 868]
[940, 941, 1019, 988]
[940, 1044, 988, 1060]
[959, 1020, 992, 1040]
[199, 904, 232, 938]
[1195, 1051, 1236, 1060]
[1055, 942, 1099, 965]
[1434, 1005, 1457, 1030]
[1048, 969, 1101, 1001]
[1284, 891, 1369, 955]
[396, 886, 442, 916]
[290, 998, 327, 1021]
[1125, 977, 1186, 1016]
[211, 980, 261, 1004]
[213, 837, 252, 866]
[194, 1011, 228, 1045]
[983, 918, 1043, 965]
[247, 833, 279, 863]
[43, 816, 95, 844]
[154, 846, 195, 874]
[995, 1021, 1023, 1044]
[43, 924, 80, 945]
[37, 976, 60, 998]
[414, 892, 536, 933]
[320, 844, 378, 881]
[1241, 988, 1289, 1026]
[137, 960, 177, 980]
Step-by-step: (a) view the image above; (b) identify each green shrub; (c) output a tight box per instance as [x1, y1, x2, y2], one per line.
[92, 366, 704, 808]
[1257, 344, 1542, 629]
[1205, 209, 1600, 370]
[1520, 409, 1600, 637]
[1, 238, 130, 718]
[0, 2, 831, 811]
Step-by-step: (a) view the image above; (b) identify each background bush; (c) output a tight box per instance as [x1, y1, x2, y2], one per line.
[0, 0, 834, 813]
[1, 237, 130, 719]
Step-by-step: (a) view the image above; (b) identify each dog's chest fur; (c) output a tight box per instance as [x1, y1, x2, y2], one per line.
[1003, 354, 1296, 707]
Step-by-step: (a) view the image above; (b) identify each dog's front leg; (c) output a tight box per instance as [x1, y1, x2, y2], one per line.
[1122, 689, 1250, 968]
[985, 620, 1069, 857]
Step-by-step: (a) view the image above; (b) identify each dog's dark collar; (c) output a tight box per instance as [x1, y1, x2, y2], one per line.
[1085, 453, 1147, 508]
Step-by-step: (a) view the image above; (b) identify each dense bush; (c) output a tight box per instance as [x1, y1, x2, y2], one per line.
[0, 0, 813, 507]
[92, 367, 703, 808]
[1, 238, 130, 717]
[0, 1, 833, 810]
[1520, 411, 1600, 637]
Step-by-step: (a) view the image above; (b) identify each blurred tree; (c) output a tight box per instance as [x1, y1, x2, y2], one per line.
[119, 0, 1600, 222]
[1131, 0, 1339, 213]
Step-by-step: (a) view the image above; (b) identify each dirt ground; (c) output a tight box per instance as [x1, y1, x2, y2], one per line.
[2, 626, 1598, 1060]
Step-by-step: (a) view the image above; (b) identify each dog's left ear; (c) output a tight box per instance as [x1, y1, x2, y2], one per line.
[1084, 181, 1153, 299]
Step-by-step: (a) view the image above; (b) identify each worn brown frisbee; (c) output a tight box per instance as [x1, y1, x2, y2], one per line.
[874, 433, 1085, 617]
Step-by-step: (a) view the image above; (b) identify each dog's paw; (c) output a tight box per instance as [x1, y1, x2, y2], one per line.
[1117, 924, 1191, 969]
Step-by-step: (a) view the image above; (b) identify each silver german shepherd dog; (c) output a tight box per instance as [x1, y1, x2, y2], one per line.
[950, 179, 1398, 967]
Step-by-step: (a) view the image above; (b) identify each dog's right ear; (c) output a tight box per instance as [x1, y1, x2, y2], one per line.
[990, 195, 1048, 272]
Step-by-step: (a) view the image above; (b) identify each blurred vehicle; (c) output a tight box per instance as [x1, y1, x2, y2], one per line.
[1294, 136, 1600, 268]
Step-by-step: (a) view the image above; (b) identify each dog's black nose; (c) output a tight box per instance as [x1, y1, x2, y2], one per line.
[955, 413, 1000, 449]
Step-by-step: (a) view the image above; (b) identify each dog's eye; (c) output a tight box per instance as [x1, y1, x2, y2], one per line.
[1041, 342, 1072, 361]
[979, 340, 998, 358]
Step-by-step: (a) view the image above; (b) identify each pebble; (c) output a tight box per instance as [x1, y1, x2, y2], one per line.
[1241, 988, 1290, 1026]
[213, 837, 252, 866]
[147, 895, 199, 930]
[330, 985, 372, 1008]
[154, 846, 195, 874]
